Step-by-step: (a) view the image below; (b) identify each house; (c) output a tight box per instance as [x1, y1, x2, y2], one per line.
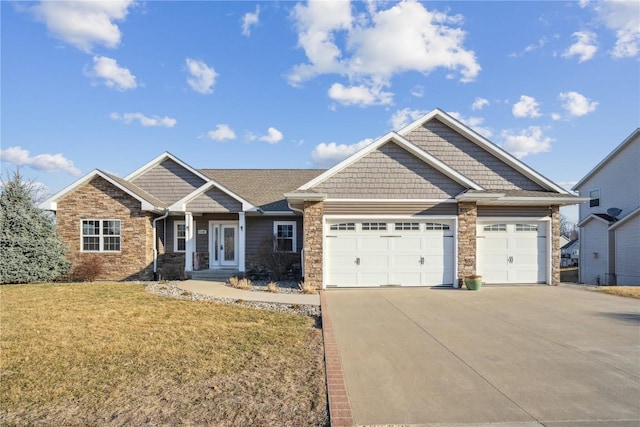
[560, 239, 579, 268]
[573, 129, 640, 286]
[41, 109, 583, 288]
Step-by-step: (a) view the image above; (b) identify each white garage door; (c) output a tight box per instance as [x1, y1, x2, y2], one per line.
[477, 222, 547, 284]
[325, 220, 455, 287]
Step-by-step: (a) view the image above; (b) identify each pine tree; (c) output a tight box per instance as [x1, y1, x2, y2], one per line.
[0, 171, 70, 284]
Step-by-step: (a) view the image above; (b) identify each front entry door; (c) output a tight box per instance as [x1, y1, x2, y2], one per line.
[209, 223, 238, 268]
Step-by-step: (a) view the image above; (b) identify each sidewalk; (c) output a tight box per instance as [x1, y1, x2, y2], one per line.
[177, 280, 320, 306]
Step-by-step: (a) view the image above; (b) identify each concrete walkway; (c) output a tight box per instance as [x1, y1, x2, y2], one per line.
[324, 285, 640, 427]
[177, 280, 320, 306]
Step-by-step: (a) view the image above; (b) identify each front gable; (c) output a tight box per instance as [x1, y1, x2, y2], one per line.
[405, 118, 546, 191]
[129, 158, 207, 204]
[311, 140, 467, 199]
[185, 187, 243, 213]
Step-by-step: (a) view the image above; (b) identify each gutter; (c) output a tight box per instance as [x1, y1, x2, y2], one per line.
[152, 209, 170, 279]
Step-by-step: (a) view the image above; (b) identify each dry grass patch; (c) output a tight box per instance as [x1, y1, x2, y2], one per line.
[0, 283, 327, 426]
[266, 281, 279, 293]
[597, 286, 640, 299]
[298, 281, 317, 294]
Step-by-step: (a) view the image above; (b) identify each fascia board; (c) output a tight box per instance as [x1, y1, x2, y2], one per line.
[168, 181, 255, 212]
[124, 151, 211, 183]
[609, 206, 640, 231]
[38, 170, 100, 211]
[577, 214, 611, 227]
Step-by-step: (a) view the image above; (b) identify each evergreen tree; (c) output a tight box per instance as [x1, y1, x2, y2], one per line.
[0, 171, 70, 284]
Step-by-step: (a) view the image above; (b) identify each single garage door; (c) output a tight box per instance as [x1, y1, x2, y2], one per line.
[477, 222, 547, 284]
[325, 220, 454, 287]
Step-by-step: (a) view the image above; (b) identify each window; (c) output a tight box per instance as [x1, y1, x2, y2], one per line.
[274, 221, 296, 252]
[425, 222, 450, 230]
[174, 221, 186, 252]
[330, 223, 355, 231]
[362, 222, 387, 231]
[483, 224, 507, 232]
[395, 222, 420, 231]
[589, 189, 600, 207]
[516, 224, 538, 232]
[81, 220, 121, 252]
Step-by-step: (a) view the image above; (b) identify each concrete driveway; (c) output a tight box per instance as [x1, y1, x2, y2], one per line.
[323, 286, 640, 426]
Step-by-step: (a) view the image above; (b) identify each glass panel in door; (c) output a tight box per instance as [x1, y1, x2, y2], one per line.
[221, 225, 237, 266]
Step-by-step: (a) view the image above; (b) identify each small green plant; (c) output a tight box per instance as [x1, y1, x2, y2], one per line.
[298, 281, 316, 294]
[266, 281, 278, 293]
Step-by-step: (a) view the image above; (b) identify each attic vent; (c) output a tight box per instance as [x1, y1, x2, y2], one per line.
[607, 208, 622, 219]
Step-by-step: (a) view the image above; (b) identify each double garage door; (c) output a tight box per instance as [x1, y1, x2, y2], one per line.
[325, 220, 455, 287]
[325, 219, 548, 287]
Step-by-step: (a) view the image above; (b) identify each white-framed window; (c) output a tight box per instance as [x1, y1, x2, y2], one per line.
[589, 189, 600, 207]
[516, 224, 538, 232]
[330, 223, 356, 231]
[174, 221, 186, 252]
[274, 221, 296, 252]
[395, 222, 420, 231]
[362, 222, 387, 231]
[483, 224, 507, 232]
[81, 219, 121, 252]
[425, 222, 450, 230]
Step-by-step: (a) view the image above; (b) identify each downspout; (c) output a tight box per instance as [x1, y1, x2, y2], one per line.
[153, 209, 170, 280]
[288, 201, 305, 280]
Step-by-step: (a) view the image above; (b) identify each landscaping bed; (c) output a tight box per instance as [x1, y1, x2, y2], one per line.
[0, 282, 328, 426]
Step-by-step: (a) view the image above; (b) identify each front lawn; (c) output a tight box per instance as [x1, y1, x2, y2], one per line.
[0, 283, 327, 426]
[597, 286, 640, 299]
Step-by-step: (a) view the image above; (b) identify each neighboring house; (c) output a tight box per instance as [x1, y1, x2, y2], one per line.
[573, 128, 640, 286]
[561, 239, 579, 267]
[41, 109, 583, 288]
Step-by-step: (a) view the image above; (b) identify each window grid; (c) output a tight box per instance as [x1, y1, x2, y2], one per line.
[175, 222, 186, 252]
[330, 223, 356, 231]
[394, 222, 420, 231]
[274, 221, 296, 253]
[361, 222, 387, 231]
[484, 224, 507, 232]
[516, 224, 538, 232]
[81, 219, 121, 252]
[425, 222, 450, 231]
[589, 189, 600, 207]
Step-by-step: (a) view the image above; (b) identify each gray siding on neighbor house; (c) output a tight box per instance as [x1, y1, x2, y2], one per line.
[245, 216, 304, 257]
[131, 159, 207, 204]
[477, 206, 552, 217]
[311, 141, 466, 199]
[323, 201, 457, 216]
[186, 187, 242, 213]
[406, 119, 546, 191]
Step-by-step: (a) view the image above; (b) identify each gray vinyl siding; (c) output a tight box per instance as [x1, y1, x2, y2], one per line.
[406, 119, 546, 191]
[186, 187, 242, 213]
[131, 159, 206, 204]
[245, 216, 304, 257]
[477, 206, 552, 217]
[164, 216, 181, 253]
[311, 141, 466, 198]
[323, 201, 457, 216]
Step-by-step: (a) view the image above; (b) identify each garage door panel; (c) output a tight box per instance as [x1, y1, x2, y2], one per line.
[392, 272, 422, 286]
[360, 238, 391, 252]
[394, 237, 422, 251]
[392, 254, 422, 269]
[360, 272, 390, 286]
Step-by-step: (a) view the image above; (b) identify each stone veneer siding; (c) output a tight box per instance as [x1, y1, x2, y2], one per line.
[303, 201, 324, 289]
[457, 201, 477, 285]
[551, 205, 560, 286]
[56, 176, 155, 281]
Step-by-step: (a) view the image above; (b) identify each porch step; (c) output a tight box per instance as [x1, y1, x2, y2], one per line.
[189, 269, 239, 282]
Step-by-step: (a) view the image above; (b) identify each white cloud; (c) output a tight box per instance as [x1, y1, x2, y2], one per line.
[88, 56, 137, 91]
[110, 112, 176, 128]
[471, 97, 489, 111]
[185, 58, 217, 94]
[248, 127, 283, 144]
[242, 6, 260, 37]
[558, 91, 598, 117]
[311, 138, 374, 167]
[500, 127, 553, 159]
[510, 37, 549, 57]
[30, 0, 134, 53]
[593, 0, 640, 58]
[328, 82, 393, 106]
[410, 85, 425, 98]
[551, 112, 563, 121]
[289, 0, 480, 104]
[448, 112, 493, 138]
[390, 108, 428, 130]
[512, 95, 542, 118]
[562, 31, 598, 62]
[207, 124, 236, 141]
[0, 146, 81, 176]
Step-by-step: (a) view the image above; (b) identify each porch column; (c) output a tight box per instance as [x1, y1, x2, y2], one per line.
[185, 211, 194, 272]
[238, 212, 246, 272]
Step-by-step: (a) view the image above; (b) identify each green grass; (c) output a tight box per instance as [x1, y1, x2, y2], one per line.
[0, 283, 327, 426]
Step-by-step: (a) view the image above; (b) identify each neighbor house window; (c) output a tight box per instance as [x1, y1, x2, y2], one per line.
[174, 221, 186, 252]
[589, 189, 600, 207]
[274, 221, 296, 252]
[81, 220, 121, 252]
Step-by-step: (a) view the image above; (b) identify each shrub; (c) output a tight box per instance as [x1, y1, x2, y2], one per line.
[266, 281, 278, 293]
[71, 255, 104, 282]
[228, 276, 239, 288]
[237, 278, 252, 290]
[254, 236, 298, 281]
[298, 281, 316, 294]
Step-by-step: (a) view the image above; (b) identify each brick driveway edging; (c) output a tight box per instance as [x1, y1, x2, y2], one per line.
[320, 291, 354, 427]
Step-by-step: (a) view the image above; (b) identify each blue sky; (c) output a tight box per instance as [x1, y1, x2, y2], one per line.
[2, 0, 639, 223]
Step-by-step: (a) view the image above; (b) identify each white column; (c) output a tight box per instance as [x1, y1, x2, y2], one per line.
[185, 212, 194, 272]
[238, 212, 246, 272]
